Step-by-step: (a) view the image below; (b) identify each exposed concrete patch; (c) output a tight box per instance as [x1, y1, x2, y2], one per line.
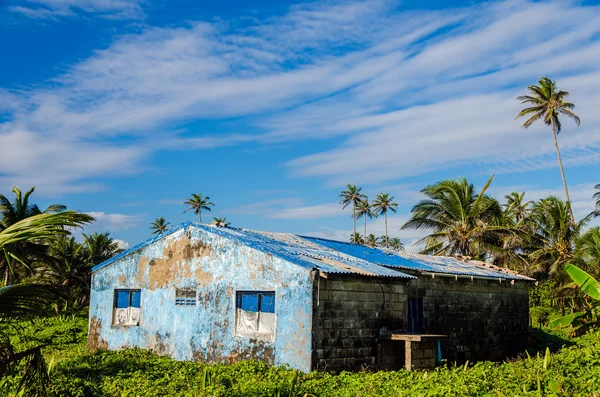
[137, 237, 214, 289]
[87, 317, 108, 352]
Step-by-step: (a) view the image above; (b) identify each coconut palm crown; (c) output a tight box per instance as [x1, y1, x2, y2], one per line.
[184, 193, 214, 224]
[504, 192, 532, 224]
[389, 237, 404, 252]
[151, 217, 171, 235]
[401, 176, 506, 258]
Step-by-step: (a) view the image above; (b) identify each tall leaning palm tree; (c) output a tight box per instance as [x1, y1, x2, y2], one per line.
[150, 217, 170, 235]
[515, 77, 580, 223]
[371, 193, 398, 248]
[339, 185, 366, 239]
[401, 176, 506, 258]
[183, 193, 214, 224]
[355, 198, 377, 242]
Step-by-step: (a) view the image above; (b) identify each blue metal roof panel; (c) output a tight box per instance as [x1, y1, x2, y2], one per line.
[301, 236, 534, 281]
[92, 222, 415, 279]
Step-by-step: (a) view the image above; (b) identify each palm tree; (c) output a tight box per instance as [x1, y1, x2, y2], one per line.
[0, 186, 66, 230]
[43, 236, 91, 312]
[0, 212, 92, 394]
[371, 193, 398, 248]
[84, 232, 122, 265]
[355, 198, 377, 242]
[150, 217, 170, 235]
[40, 232, 120, 312]
[365, 234, 378, 247]
[350, 233, 364, 245]
[575, 226, 600, 278]
[389, 237, 404, 252]
[378, 235, 390, 248]
[212, 217, 230, 227]
[401, 176, 507, 258]
[515, 77, 580, 223]
[594, 184, 600, 216]
[503, 192, 532, 224]
[526, 197, 588, 282]
[339, 185, 366, 240]
[183, 193, 214, 224]
[0, 186, 67, 285]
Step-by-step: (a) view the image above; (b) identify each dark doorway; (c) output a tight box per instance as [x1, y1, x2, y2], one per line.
[407, 297, 424, 333]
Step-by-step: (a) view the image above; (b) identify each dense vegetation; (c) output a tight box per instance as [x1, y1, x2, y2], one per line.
[1, 315, 600, 397]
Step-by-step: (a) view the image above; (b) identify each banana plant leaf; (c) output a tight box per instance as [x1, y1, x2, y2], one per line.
[565, 264, 600, 301]
[549, 311, 586, 328]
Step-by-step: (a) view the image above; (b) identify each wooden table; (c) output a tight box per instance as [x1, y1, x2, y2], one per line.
[379, 333, 447, 371]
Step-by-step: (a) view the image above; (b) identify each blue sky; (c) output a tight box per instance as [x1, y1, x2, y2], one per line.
[1, 0, 599, 250]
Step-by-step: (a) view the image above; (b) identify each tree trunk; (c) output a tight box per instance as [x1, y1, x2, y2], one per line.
[199, 211, 202, 224]
[353, 203, 357, 238]
[364, 217, 367, 241]
[385, 213, 389, 248]
[551, 119, 575, 224]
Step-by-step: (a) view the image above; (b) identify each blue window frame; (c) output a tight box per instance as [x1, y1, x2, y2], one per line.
[236, 291, 275, 313]
[114, 289, 141, 309]
[113, 289, 141, 326]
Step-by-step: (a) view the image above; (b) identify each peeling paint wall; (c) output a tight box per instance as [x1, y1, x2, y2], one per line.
[88, 226, 314, 372]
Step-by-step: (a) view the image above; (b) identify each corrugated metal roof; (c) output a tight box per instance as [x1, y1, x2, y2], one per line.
[92, 222, 414, 279]
[301, 236, 534, 281]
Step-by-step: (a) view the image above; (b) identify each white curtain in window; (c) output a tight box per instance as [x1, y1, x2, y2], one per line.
[236, 309, 259, 335]
[258, 312, 276, 334]
[113, 307, 141, 326]
[129, 307, 140, 325]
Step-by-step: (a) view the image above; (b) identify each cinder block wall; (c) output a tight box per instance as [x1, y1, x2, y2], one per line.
[412, 276, 530, 363]
[311, 273, 530, 371]
[311, 275, 409, 371]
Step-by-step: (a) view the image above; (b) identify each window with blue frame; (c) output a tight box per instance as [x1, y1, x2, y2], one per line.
[175, 288, 197, 306]
[113, 289, 141, 326]
[235, 291, 276, 338]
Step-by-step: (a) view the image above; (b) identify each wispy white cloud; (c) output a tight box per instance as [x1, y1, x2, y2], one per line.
[114, 239, 130, 250]
[2, 0, 600, 194]
[84, 211, 144, 233]
[10, 0, 145, 20]
[230, 197, 345, 220]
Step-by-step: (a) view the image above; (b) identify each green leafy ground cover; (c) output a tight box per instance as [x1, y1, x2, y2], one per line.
[2, 316, 600, 397]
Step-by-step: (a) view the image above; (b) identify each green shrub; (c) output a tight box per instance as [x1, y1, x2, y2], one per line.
[3, 315, 600, 397]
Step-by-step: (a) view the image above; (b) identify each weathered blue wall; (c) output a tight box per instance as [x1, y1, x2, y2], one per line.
[88, 225, 314, 372]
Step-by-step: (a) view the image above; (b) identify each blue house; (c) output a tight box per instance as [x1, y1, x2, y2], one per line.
[88, 222, 533, 372]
